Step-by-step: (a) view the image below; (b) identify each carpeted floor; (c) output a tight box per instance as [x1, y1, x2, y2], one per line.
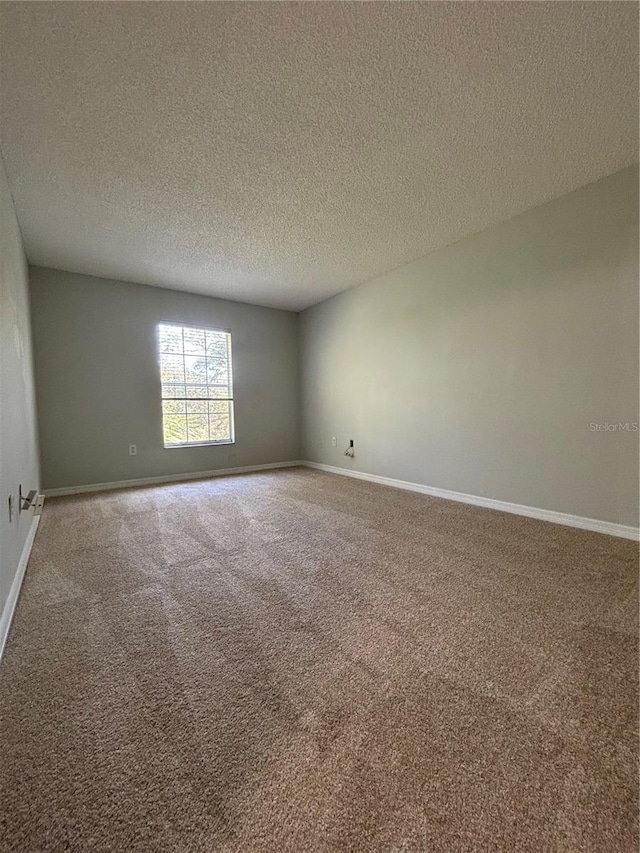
[0, 468, 637, 852]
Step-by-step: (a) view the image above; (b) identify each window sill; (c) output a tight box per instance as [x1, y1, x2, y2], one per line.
[164, 440, 235, 449]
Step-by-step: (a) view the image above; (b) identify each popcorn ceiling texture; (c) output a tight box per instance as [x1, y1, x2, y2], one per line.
[0, 2, 637, 310]
[0, 469, 638, 851]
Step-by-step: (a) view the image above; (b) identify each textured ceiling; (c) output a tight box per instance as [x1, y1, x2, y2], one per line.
[0, 2, 637, 311]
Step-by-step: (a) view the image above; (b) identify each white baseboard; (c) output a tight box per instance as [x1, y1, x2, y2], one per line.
[0, 515, 40, 662]
[43, 460, 304, 498]
[302, 461, 639, 541]
[39, 458, 639, 540]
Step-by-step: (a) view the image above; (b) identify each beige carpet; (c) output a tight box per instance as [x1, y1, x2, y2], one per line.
[0, 468, 637, 852]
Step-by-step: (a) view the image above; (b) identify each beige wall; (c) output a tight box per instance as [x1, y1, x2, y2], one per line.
[0, 157, 40, 619]
[300, 166, 639, 527]
[30, 268, 300, 490]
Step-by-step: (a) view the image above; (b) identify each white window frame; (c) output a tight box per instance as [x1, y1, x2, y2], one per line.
[157, 321, 235, 448]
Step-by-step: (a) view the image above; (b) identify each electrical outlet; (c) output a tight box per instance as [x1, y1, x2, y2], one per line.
[331, 436, 337, 447]
[129, 444, 137, 456]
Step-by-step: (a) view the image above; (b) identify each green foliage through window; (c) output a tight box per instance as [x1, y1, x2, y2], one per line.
[158, 323, 234, 446]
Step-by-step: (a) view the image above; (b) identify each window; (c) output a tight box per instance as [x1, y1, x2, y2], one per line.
[158, 323, 234, 447]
